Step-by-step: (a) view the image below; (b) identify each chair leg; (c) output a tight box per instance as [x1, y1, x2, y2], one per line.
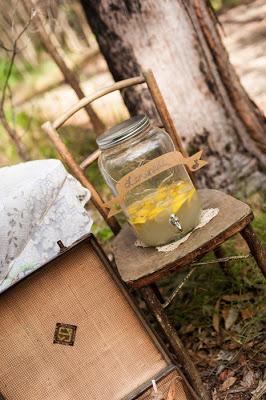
[150, 283, 164, 303]
[241, 224, 266, 278]
[214, 246, 231, 277]
[141, 285, 210, 400]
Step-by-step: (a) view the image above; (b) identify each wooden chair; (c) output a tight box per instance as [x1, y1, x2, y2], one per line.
[0, 234, 195, 400]
[42, 70, 266, 400]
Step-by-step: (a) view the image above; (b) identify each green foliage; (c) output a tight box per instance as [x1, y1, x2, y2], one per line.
[0, 57, 22, 88]
[210, 0, 242, 11]
[57, 125, 107, 192]
[0, 56, 43, 90]
[0, 128, 20, 165]
[252, 211, 266, 243]
[92, 226, 113, 244]
[4, 110, 30, 129]
[24, 58, 57, 85]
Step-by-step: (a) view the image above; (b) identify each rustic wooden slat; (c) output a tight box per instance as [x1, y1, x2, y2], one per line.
[80, 148, 101, 170]
[112, 189, 253, 287]
[52, 75, 145, 129]
[143, 70, 187, 157]
[143, 70, 195, 184]
[141, 286, 210, 400]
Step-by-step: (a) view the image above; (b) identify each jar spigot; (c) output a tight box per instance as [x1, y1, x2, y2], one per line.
[169, 214, 182, 231]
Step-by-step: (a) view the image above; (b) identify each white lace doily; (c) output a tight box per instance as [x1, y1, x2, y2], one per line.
[0, 159, 93, 293]
[135, 208, 219, 252]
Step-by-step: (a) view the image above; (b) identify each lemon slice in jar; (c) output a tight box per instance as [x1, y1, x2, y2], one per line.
[128, 181, 195, 225]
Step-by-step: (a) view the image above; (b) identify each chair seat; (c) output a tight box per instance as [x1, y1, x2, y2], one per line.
[112, 189, 253, 288]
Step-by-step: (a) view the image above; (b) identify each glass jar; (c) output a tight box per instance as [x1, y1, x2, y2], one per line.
[97, 115, 201, 247]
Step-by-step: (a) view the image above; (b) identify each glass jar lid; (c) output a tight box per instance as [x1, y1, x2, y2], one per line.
[96, 115, 150, 150]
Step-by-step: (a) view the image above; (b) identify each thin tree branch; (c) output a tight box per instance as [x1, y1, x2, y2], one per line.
[0, 111, 30, 160]
[191, 254, 251, 266]
[0, 42, 13, 52]
[23, 0, 105, 135]
[1, 48, 16, 111]
[0, 9, 35, 111]
[163, 254, 252, 309]
[7, 83, 17, 129]
[0, 8, 34, 161]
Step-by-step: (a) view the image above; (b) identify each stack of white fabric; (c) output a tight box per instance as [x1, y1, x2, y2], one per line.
[0, 159, 93, 293]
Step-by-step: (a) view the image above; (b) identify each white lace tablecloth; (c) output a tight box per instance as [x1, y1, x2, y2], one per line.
[0, 159, 93, 293]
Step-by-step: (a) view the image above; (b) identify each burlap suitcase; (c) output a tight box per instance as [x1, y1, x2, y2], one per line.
[0, 234, 191, 399]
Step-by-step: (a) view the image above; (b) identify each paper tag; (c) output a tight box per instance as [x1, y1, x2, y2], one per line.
[104, 150, 207, 217]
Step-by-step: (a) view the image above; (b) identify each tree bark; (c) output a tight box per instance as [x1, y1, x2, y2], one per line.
[81, 0, 266, 194]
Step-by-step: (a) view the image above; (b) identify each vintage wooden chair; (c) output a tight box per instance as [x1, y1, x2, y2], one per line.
[42, 70, 266, 400]
[0, 234, 195, 400]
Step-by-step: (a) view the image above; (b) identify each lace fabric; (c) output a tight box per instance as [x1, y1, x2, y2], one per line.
[0, 159, 92, 293]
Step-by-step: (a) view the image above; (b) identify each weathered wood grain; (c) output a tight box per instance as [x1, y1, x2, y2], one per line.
[112, 189, 253, 287]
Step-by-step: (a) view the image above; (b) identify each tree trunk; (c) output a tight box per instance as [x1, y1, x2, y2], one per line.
[81, 0, 266, 194]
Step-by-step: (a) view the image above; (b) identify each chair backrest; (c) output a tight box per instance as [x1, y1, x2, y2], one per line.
[42, 70, 188, 234]
[0, 234, 190, 400]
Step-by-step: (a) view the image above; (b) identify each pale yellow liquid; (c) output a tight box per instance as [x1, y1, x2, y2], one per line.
[127, 181, 201, 246]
